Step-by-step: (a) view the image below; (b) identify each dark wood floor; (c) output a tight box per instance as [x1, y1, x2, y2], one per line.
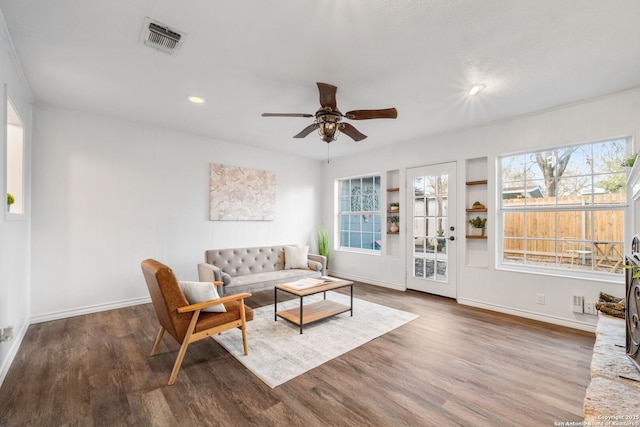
[0, 283, 594, 426]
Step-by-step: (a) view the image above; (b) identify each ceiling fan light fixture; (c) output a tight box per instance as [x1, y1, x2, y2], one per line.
[469, 84, 486, 96]
[317, 112, 341, 142]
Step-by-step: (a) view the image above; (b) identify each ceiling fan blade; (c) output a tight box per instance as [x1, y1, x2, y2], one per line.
[340, 123, 367, 142]
[317, 82, 338, 110]
[344, 108, 398, 120]
[293, 123, 319, 138]
[262, 113, 313, 118]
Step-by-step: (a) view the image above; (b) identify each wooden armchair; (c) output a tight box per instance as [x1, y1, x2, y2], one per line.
[141, 259, 253, 385]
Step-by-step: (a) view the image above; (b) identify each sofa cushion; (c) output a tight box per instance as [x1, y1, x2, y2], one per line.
[224, 269, 321, 295]
[179, 281, 226, 313]
[284, 245, 309, 270]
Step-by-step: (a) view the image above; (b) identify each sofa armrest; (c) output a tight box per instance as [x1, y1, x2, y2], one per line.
[198, 263, 222, 283]
[307, 254, 327, 275]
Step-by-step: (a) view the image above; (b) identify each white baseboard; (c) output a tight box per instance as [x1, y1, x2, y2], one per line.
[30, 296, 151, 324]
[0, 321, 29, 387]
[457, 297, 597, 333]
[327, 270, 406, 291]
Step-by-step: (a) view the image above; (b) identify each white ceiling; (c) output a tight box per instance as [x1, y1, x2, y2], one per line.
[2, 1, 640, 161]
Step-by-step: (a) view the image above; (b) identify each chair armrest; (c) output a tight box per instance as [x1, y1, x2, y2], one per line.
[307, 253, 327, 275]
[177, 292, 252, 313]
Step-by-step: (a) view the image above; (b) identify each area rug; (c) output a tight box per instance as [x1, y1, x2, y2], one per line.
[213, 292, 419, 388]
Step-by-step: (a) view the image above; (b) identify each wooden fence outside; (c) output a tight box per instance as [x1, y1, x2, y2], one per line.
[502, 194, 625, 271]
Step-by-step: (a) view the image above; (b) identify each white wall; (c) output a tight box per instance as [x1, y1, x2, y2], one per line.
[0, 11, 32, 384]
[30, 106, 324, 321]
[324, 88, 640, 331]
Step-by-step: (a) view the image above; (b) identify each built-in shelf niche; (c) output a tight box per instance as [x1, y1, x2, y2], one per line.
[465, 158, 488, 268]
[5, 88, 25, 219]
[386, 169, 400, 257]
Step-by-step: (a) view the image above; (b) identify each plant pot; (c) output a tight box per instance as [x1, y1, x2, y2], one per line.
[470, 227, 485, 236]
[389, 224, 399, 233]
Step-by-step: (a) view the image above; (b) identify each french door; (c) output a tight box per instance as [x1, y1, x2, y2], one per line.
[406, 162, 457, 298]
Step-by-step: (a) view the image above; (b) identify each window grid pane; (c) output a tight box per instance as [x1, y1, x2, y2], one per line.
[338, 175, 382, 252]
[499, 138, 629, 275]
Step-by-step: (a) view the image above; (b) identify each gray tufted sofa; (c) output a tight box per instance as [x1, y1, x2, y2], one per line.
[197, 245, 327, 296]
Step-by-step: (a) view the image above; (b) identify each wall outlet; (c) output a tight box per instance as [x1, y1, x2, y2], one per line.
[584, 302, 597, 315]
[572, 295, 584, 313]
[0, 326, 13, 342]
[536, 293, 545, 305]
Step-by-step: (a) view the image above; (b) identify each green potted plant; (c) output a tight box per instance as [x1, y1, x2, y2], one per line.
[316, 225, 330, 268]
[7, 193, 14, 212]
[389, 202, 399, 212]
[468, 216, 487, 236]
[387, 215, 400, 233]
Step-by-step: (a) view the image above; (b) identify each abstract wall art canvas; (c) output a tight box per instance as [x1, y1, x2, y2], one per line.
[209, 163, 276, 221]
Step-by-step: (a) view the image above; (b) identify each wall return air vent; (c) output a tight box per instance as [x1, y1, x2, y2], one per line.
[141, 18, 185, 55]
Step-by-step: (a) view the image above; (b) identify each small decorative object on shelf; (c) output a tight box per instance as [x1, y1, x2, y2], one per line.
[7, 193, 14, 212]
[389, 202, 399, 212]
[471, 201, 485, 210]
[387, 215, 399, 233]
[468, 216, 486, 236]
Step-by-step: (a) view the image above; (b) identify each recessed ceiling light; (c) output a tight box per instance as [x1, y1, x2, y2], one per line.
[187, 95, 205, 104]
[469, 84, 486, 96]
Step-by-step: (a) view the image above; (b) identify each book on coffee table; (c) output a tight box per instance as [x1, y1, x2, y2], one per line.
[283, 278, 327, 290]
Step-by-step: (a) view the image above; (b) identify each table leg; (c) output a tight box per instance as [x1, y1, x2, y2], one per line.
[274, 287, 278, 321]
[299, 296, 303, 334]
[350, 284, 353, 317]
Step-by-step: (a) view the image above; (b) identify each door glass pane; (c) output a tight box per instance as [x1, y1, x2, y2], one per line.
[426, 218, 436, 237]
[414, 258, 424, 278]
[414, 198, 425, 216]
[436, 261, 447, 280]
[414, 177, 424, 197]
[437, 196, 448, 216]
[426, 197, 436, 216]
[438, 238, 447, 254]
[425, 259, 435, 279]
[413, 173, 449, 283]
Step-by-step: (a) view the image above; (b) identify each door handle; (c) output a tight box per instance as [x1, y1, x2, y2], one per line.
[449, 236, 455, 241]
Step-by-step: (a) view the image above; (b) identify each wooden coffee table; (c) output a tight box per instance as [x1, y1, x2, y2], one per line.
[274, 278, 353, 334]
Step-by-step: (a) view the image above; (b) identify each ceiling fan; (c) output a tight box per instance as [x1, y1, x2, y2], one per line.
[262, 82, 398, 143]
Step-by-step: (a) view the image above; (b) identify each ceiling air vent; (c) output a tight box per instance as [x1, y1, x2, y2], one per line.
[141, 18, 185, 55]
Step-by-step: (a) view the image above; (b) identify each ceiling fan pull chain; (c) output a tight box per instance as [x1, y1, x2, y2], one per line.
[327, 144, 330, 164]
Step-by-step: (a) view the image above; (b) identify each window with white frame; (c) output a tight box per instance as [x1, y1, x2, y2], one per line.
[499, 137, 630, 276]
[338, 174, 382, 252]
